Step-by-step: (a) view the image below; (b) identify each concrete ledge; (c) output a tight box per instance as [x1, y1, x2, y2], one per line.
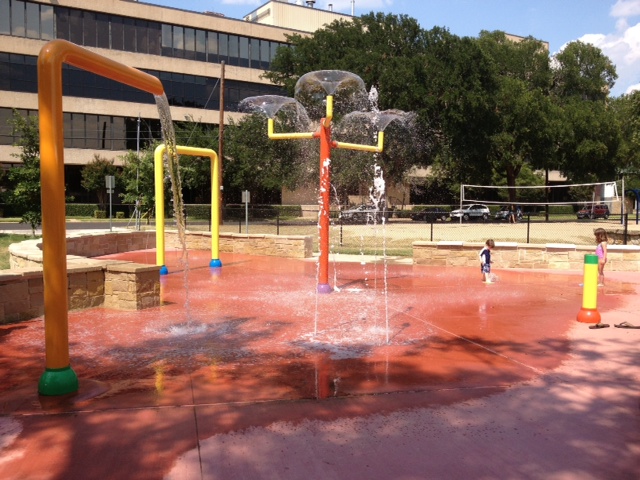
[413, 241, 640, 271]
[2, 229, 313, 324]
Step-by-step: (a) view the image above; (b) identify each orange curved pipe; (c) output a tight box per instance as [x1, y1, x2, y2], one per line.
[38, 40, 163, 373]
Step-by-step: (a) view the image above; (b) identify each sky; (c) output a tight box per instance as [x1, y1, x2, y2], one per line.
[143, 0, 640, 97]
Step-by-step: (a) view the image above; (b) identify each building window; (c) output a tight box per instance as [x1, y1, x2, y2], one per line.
[96, 13, 109, 49]
[25, 0, 40, 39]
[11, 0, 26, 37]
[83, 11, 96, 47]
[0, 0, 10, 35]
[41, 4, 53, 40]
[1, 2, 288, 68]
[111, 16, 124, 50]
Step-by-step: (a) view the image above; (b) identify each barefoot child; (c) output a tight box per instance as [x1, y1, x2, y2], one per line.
[594, 228, 608, 286]
[479, 239, 495, 283]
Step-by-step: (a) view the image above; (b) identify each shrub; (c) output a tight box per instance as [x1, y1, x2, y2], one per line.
[94, 210, 106, 219]
[66, 203, 99, 217]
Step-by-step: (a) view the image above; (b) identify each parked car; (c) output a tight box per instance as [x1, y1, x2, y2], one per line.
[339, 204, 386, 224]
[495, 206, 523, 222]
[576, 204, 610, 219]
[450, 204, 491, 222]
[410, 207, 449, 222]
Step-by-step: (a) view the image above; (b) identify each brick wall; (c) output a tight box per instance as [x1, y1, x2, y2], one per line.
[413, 241, 640, 271]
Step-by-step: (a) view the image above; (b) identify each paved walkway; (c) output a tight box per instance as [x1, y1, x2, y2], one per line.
[0, 252, 638, 479]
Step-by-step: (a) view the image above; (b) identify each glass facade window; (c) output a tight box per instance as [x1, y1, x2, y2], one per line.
[11, 0, 26, 37]
[184, 28, 195, 60]
[69, 9, 83, 45]
[227, 34, 238, 67]
[218, 33, 228, 64]
[55, 6, 69, 40]
[161, 23, 172, 56]
[195, 29, 206, 62]
[83, 11, 97, 47]
[0, 2, 287, 69]
[261, 40, 271, 70]
[123, 17, 136, 52]
[250, 38, 260, 69]
[137, 19, 149, 53]
[147, 21, 161, 55]
[239, 36, 249, 68]
[207, 32, 218, 63]
[0, 0, 10, 35]
[2, 53, 284, 114]
[96, 13, 109, 48]
[111, 16, 124, 50]
[41, 4, 53, 40]
[172, 25, 184, 58]
[25, 0, 39, 39]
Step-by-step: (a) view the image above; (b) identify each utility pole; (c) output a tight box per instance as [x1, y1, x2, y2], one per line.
[218, 61, 225, 225]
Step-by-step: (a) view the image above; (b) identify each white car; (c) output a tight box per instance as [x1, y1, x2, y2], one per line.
[450, 204, 490, 222]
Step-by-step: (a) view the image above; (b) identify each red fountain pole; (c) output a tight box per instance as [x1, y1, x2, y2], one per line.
[317, 117, 333, 293]
[267, 93, 384, 294]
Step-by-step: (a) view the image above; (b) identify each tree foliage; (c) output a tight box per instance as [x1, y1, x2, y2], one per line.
[81, 154, 118, 210]
[119, 148, 158, 222]
[3, 111, 42, 234]
[264, 14, 625, 204]
[612, 91, 640, 188]
[223, 113, 308, 204]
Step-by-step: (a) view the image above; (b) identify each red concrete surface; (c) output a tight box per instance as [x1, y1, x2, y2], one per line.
[0, 250, 638, 479]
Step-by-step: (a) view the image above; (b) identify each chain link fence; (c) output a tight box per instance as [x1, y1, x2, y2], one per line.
[180, 207, 640, 257]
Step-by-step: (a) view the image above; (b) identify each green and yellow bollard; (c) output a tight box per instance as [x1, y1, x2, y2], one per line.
[577, 253, 606, 328]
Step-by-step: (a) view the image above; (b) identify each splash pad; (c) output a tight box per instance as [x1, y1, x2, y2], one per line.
[29, 42, 585, 409]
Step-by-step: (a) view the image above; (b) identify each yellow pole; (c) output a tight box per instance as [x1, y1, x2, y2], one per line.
[577, 253, 601, 324]
[334, 131, 384, 153]
[154, 145, 220, 273]
[37, 39, 163, 396]
[154, 145, 167, 274]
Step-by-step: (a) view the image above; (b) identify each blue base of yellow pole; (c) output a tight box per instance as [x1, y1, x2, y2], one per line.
[317, 283, 332, 294]
[160, 265, 169, 275]
[38, 366, 79, 396]
[209, 259, 222, 268]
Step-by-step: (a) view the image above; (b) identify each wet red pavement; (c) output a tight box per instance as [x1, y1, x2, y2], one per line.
[1, 250, 639, 479]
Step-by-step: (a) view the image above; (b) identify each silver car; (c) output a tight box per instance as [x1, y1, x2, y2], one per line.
[450, 204, 490, 222]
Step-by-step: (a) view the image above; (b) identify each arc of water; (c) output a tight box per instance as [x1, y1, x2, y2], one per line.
[37, 39, 164, 396]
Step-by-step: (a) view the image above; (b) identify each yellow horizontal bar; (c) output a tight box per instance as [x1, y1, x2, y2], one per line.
[334, 131, 384, 153]
[268, 118, 315, 140]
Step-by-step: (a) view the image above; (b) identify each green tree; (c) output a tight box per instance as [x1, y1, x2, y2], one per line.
[552, 41, 617, 102]
[612, 91, 640, 188]
[223, 112, 306, 204]
[264, 14, 480, 196]
[476, 31, 556, 203]
[551, 41, 620, 183]
[81, 154, 118, 210]
[4, 111, 41, 235]
[119, 147, 158, 223]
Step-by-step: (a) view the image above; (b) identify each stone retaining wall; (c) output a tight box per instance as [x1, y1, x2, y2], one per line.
[413, 241, 640, 271]
[164, 231, 313, 258]
[1, 229, 313, 324]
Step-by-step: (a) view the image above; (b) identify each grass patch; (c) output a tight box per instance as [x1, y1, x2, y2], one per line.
[0, 233, 36, 269]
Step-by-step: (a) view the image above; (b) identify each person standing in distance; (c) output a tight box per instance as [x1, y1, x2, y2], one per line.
[480, 239, 496, 283]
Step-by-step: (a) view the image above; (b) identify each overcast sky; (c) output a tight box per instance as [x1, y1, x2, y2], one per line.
[144, 0, 640, 97]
